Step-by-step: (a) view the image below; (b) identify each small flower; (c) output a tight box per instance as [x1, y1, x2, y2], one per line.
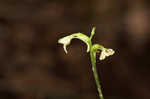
[99, 48, 115, 60]
[58, 33, 91, 54]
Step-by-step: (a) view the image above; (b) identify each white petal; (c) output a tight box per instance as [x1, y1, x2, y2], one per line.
[99, 49, 115, 60]
[63, 44, 68, 54]
[99, 51, 106, 60]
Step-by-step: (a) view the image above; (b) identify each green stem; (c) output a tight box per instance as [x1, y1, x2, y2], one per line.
[90, 50, 104, 99]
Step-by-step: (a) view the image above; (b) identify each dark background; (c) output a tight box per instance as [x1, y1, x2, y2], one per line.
[0, 0, 150, 99]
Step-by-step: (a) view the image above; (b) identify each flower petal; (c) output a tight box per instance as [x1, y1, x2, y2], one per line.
[99, 48, 115, 60]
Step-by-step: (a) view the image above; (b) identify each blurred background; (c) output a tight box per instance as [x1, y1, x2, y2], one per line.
[0, 0, 150, 99]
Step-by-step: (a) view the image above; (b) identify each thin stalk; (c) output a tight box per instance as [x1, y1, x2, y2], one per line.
[90, 50, 104, 99]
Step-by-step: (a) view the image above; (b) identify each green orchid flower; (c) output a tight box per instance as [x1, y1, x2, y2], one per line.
[58, 27, 115, 99]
